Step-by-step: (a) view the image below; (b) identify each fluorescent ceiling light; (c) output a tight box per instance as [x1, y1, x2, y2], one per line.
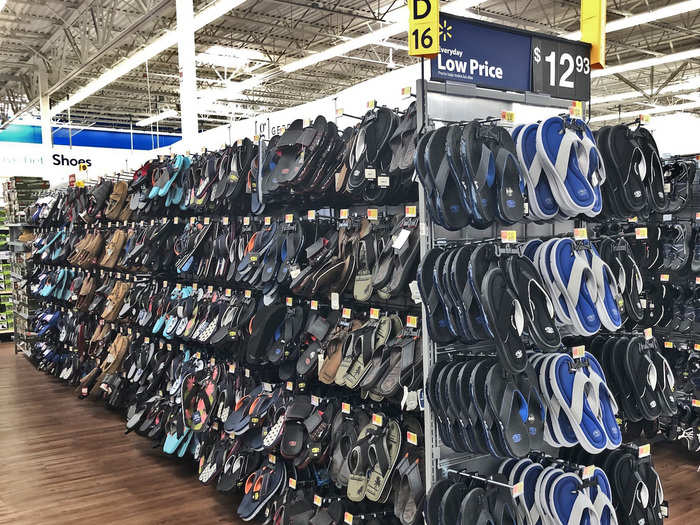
[567, 0, 700, 39]
[591, 75, 700, 104]
[591, 47, 700, 78]
[280, 0, 486, 74]
[135, 109, 178, 127]
[197, 45, 265, 69]
[590, 101, 700, 122]
[51, 0, 249, 116]
[198, 74, 268, 102]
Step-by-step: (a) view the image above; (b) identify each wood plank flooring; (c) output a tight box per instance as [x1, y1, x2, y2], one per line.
[1, 342, 698, 524]
[0, 343, 237, 525]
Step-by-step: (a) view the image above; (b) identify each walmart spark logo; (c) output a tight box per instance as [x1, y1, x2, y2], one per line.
[440, 20, 453, 42]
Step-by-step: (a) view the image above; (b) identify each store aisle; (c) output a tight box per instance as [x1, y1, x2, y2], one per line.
[0, 343, 238, 525]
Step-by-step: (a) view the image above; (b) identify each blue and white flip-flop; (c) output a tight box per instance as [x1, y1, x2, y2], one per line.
[549, 238, 600, 336]
[548, 353, 607, 454]
[516, 123, 559, 220]
[536, 117, 596, 217]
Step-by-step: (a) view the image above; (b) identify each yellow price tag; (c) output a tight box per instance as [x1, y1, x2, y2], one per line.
[405, 205, 417, 217]
[664, 341, 673, 349]
[571, 345, 585, 359]
[371, 413, 384, 427]
[336, 108, 344, 117]
[285, 213, 294, 224]
[692, 399, 700, 408]
[286, 297, 293, 307]
[339, 209, 349, 219]
[401, 86, 412, 97]
[367, 208, 378, 221]
[245, 290, 252, 298]
[344, 512, 353, 525]
[310, 300, 319, 311]
[313, 495, 322, 507]
[638, 444, 650, 458]
[342, 402, 351, 414]
[264, 216, 271, 226]
[407, 431, 418, 446]
[635, 227, 648, 240]
[367, 99, 376, 109]
[582, 465, 595, 480]
[501, 230, 517, 244]
[369, 308, 380, 320]
[644, 327, 653, 340]
[660, 274, 669, 282]
[406, 315, 418, 328]
[243, 216, 250, 226]
[342, 307, 352, 319]
[307, 210, 316, 221]
[573, 228, 588, 240]
[512, 481, 524, 498]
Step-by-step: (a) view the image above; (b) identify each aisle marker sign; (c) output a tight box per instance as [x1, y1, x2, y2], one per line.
[408, 0, 440, 57]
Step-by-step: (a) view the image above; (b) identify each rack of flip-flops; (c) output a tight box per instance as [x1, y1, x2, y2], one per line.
[21, 99, 441, 525]
[414, 76, 677, 525]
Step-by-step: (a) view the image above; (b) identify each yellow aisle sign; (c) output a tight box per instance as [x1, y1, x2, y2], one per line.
[580, 0, 606, 68]
[408, 0, 440, 57]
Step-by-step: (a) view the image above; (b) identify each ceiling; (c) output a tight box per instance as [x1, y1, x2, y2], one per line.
[0, 0, 699, 134]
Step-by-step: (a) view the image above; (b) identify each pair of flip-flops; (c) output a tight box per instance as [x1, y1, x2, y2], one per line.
[419, 242, 560, 369]
[531, 350, 622, 454]
[514, 116, 605, 220]
[415, 120, 525, 231]
[425, 473, 518, 525]
[530, 237, 623, 337]
[501, 456, 617, 525]
[426, 357, 545, 458]
[588, 335, 677, 425]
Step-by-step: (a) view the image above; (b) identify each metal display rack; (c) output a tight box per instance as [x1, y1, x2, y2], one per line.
[415, 73, 581, 489]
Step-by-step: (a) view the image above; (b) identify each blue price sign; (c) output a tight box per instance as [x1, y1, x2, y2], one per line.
[431, 14, 531, 92]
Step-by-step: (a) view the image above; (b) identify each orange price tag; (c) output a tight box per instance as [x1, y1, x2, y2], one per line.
[286, 297, 293, 307]
[342, 402, 351, 414]
[406, 315, 418, 328]
[664, 341, 673, 348]
[372, 413, 384, 427]
[369, 308, 380, 320]
[310, 300, 319, 310]
[342, 307, 351, 319]
[339, 209, 349, 219]
[367, 208, 378, 221]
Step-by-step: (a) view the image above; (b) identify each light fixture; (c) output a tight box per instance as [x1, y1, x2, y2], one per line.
[196, 45, 265, 69]
[591, 47, 700, 78]
[566, 0, 700, 39]
[0, 0, 7, 12]
[197, 74, 269, 102]
[51, 0, 249, 117]
[280, 0, 486, 74]
[591, 75, 700, 104]
[135, 109, 179, 127]
[589, 101, 700, 123]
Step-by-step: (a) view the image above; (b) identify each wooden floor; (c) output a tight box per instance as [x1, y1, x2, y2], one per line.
[0, 342, 698, 524]
[0, 343, 238, 525]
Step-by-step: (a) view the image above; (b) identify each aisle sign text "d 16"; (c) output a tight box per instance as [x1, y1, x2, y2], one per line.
[408, 0, 440, 57]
